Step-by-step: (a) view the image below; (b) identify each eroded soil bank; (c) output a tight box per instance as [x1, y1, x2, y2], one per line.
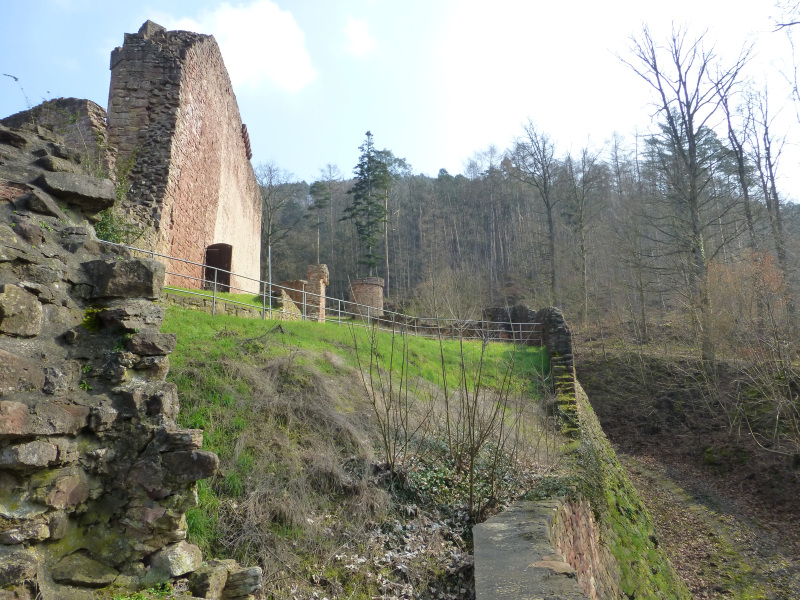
[577, 350, 800, 598]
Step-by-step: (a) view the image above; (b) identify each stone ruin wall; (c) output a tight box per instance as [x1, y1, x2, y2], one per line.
[277, 264, 329, 322]
[0, 123, 261, 599]
[107, 21, 261, 293]
[1, 98, 112, 177]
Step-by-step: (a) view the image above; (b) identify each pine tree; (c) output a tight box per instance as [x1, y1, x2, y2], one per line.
[342, 131, 391, 275]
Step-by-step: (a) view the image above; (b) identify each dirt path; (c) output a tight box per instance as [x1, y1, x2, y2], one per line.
[622, 453, 800, 599]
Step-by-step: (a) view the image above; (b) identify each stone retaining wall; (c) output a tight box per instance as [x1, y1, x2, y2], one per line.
[162, 290, 302, 321]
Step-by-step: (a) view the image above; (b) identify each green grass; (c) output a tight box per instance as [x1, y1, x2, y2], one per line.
[160, 306, 551, 597]
[163, 286, 267, 309]
[162, 307, 547, 395]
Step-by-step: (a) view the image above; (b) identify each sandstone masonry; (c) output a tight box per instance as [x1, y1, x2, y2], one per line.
[107, 21, 261, 293]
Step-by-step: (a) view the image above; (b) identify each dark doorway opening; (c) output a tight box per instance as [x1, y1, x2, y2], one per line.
[204, 243, 232, 292]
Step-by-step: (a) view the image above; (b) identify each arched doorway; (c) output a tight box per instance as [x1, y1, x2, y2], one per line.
[204, 243, 232, 292]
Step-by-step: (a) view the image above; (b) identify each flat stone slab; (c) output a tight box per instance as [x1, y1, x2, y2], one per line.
[473, 500, 587, 600]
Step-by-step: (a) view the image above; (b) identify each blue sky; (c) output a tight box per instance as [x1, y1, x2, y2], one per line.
[2, 0, 798, 198]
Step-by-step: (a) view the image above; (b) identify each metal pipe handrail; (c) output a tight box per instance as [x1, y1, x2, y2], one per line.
[98, 240, 543, 343]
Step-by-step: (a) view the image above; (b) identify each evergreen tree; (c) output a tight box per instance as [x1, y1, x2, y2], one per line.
[342, 131, 391, 275]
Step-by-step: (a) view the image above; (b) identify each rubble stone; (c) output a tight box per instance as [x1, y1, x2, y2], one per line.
[149, 540, 203, 576]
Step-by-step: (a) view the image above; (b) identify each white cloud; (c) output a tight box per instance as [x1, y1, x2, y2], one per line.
[154, 1, 316, 93]
[344, 17, 377, 57]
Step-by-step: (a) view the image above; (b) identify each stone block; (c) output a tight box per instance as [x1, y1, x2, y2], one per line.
[189, 560, 230, 599]
[0, 546, 38, 587]
[0, 349, 45, 393]
[84, 258, 165, 299]
[222, 566, 263, 599]
[0, 518, 50, 544]
[51, 552, 119, 587]
[152, 428, 203, 452]
[162, 450, 219, 483]
[34, 155, 81, 174]
[32, 468, 90, 509]
[18, 188, 63, 217]
[148, 540, 202, 576]
[0, 440, 58, 469]
[133, 355, 170, 380]
[42, 361, 81, 396]
[97, 299, 165, 331]
[0, 284, 43, 337]
[0, 401, 30, 437]
[35, 172, 115, 212]
[125, 331, 177, 355]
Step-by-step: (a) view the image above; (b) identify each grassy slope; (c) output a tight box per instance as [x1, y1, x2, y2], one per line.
[160, 307, 689, 599]
[161, 307, 549, 599]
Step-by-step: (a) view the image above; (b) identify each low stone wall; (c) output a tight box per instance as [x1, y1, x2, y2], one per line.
[474, 501, 588, 599]
[551, 500, 619, 600]
[162, 290, 302, 321]
[474, 305, 688, 600]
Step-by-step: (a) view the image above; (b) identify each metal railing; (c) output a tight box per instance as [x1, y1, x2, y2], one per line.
[97, 240, 542, 344]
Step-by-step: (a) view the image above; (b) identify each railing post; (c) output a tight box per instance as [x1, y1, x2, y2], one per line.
[367, 305, 371, 328]
[302, 284, 307, 321]
[338, 299, 341, 326]
[261, 281, 266, 320]
[212, 269, 218, 316]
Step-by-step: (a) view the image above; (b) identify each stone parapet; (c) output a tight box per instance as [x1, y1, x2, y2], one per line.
[161, 290, 302, 321]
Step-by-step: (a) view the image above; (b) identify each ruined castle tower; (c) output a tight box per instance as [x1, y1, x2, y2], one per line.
[107, 21, 261, 293]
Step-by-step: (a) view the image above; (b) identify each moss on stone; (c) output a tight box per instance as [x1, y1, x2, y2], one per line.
[571, 384, 691, 599]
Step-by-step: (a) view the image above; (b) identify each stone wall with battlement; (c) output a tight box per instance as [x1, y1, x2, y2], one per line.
[107, 21, 261, 293]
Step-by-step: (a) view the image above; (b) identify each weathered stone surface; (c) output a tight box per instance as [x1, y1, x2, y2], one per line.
[0, 518, 50, 544]
[84, 259, 165, 299]
[51, 552, 119, 587]
[32, 402, 90, 436]
[146, 382, 179, 420]
[0, 284, 43, 337]
[162, 451, 219, 483]
[98, 299, 165, 331]
[0, 127, 29, 149]
[0, 440, 58, 469]
[222, 566, 263, 599]
[11, 219, 46, 246]
[189, 560, 234, 599]
[35, 155, 81, 174]
[31, 468, 90, 509]
[126, 331, 177, 355]
[36, 172, 115, 211]
[153, 428, 203, 452]
[134, 355, 170, 380]
[148, 540, 202, 576]
[0, 401, 30, 437]
[474, 501, 587, 600]
[18, 188, 63, 217]
[0, 349, 46, 394]
[0, 546, 38, 587]
[42, 361, 81, 396]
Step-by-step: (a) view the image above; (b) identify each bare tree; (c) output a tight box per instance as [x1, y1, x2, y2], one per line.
[747, 90, 798, 339]
[561, 146, 607, 325]
[622, 25, 750, 366]
[506, 122, 560, 305]
[256, 161, 301, 281]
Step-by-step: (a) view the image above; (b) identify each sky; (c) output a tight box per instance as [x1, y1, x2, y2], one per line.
[2, 0, 799, 199]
